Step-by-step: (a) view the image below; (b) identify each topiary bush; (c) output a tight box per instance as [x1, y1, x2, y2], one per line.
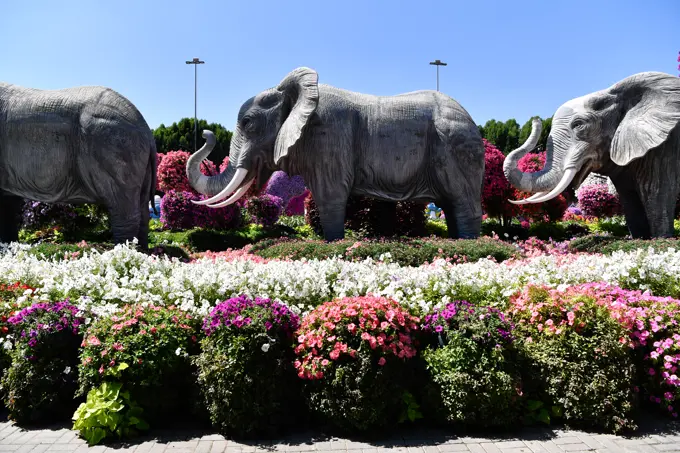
[2, 300, 84, 424]
[420, 300, 522, 429]
[195, 295, 301, 438]
[286, 189, 309, 216]
[482, 139, 516, 224]
[509, 285, 638, 433]
[294, 296, 421, 434]
[246, 194, 283, 227]
[76, 304, 202, 426]
[157, 150, 218, 194]
[160, 190, 200, 231]
[160, 190, 243, 231]
[264, 172, 306, 211]
[577, 184, 621, 218]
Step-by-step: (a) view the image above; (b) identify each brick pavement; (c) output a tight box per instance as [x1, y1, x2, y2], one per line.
[1, 417, 679, 453]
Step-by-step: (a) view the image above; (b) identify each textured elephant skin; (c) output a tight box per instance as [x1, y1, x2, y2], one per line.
[187, 67, 485, 241]
[0, 82, 157, 248]
[505, 72, 680, 238]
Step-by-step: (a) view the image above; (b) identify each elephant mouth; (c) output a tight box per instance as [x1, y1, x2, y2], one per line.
[570, 160, 595, 193]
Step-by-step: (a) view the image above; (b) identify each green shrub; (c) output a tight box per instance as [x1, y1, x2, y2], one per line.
[509, 285, 638, 433]
[2, 301, 84, 424]
[294, 296, 421, 434]
[569, 235, 680, 255]
[588, 216, 630, 237]
[420, 301, 522, 429]
[425, 220, 448, 238]
[77, 304, 202, 426]
[195, 295, 302, 438]
[72, 372, 149, 445]
[185, 224, 298, 252]
[250, 237, 518, 266]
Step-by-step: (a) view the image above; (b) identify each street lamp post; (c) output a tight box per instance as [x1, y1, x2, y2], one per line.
[429, 59, 447, 92]
[185, 57, 205, 152]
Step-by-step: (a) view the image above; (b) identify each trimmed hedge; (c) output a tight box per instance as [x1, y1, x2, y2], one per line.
[249, 237, 519, 266]
[569, 235, 680, 255]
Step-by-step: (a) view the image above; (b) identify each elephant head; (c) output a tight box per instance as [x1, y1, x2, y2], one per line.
[186, 67, 319, 207]
[504, 72, 680, 205]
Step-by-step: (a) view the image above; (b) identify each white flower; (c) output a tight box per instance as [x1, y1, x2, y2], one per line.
[261, 343, 270, 352]
[63, 366, 71, 374]
[175, 347, 182, 356]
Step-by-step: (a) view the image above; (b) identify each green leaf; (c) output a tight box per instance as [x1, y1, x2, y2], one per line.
[537, 409, 550, 425]
[526, 399, 544, 411]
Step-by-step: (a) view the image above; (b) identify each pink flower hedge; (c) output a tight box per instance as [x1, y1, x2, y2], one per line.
[157, 150, 218, 194]
[293, 296, 419, 380]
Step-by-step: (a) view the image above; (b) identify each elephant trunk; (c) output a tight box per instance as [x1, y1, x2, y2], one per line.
[186, 130, 237, 197]
[503, 118, 564, 194]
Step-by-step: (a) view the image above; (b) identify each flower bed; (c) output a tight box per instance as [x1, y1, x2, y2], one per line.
[0, 242, 680, 442]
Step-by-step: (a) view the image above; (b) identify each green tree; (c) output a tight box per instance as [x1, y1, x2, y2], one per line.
[519, 116, 553, 152]
[153, 119, 233, 167]
[504, 119, 520, 154]
[481, 119, 508, 153]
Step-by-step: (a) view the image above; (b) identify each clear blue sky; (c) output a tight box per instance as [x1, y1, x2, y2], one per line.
[2, 0, 678, 131]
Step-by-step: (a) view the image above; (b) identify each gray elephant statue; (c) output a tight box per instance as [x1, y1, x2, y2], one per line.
[504, 72, 680, 238]
[0, 82, 157, 248]
[186, 67, 485, 241]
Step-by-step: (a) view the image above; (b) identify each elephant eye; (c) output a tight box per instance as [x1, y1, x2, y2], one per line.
[571, 119, 587, 131]
[242, 117, 255, 132]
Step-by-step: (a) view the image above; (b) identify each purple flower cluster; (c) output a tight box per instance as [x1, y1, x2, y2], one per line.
[21, 201, 78, 231]
[422, 300, 515, 345]
[8, 300, 83, 350]
[264, 172, 306, 211]
[246, 194, 284, 227]
[160, 190, 242, 231]
[202, 295, 300, 338]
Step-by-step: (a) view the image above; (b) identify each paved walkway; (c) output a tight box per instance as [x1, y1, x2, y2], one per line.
[1, 418, 679, 453]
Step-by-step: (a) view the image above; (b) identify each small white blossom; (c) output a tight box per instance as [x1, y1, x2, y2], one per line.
[261, 343, 270, 352]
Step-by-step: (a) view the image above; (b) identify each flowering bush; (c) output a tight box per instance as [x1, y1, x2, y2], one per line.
[157, 150, 218, 194]
[196, 295, 301, 437]
[509, 285, 637, 432]
[77, 304, 202, 424]
[160, 190, 242, 231]
[160, 190, 200, 230]
[0, 282, 35, 394]
[286, 189, 309, 216]
[577, 184, 621, 218]
[1, 300, 84, 423]
[514, 152, 568, 222]
[246, 194, 283, 227]
[294, 296, 420, 432]
[482, 139, 516, 223]
[420, 300, 522, 428]
[21, 202, 109, 236]
[563, 283, 680, 419]
[264, 172, 307, 211]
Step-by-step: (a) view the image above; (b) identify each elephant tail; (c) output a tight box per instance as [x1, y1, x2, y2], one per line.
[149, 141, 159, 216]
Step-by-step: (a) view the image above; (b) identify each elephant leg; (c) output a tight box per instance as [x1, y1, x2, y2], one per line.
[0, 193, 24, 244]
[612, 179, 651, 239]
[136, 201, 150, 251]
[437, 200, 458, 239]
[106, 191, 142, 247]
[642, 191, 677, 238]
[317, 200, 348, 242]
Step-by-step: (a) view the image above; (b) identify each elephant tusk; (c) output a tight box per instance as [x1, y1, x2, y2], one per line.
[192, 168, 248, 206]
[508, 191, 550, 205]
[206, 179, 254, 208]
[522, 168, 577, 204]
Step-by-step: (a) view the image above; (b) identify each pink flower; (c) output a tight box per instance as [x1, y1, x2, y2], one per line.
[378, 357, 386, 366]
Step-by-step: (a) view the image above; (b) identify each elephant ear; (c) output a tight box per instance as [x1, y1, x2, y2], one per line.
[610, 73, 680, 166]
[274, 67, 319, 165]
